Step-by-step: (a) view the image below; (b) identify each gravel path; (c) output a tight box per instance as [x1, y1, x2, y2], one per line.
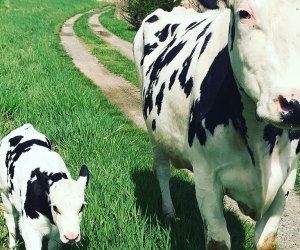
[60, 10, 300, 249]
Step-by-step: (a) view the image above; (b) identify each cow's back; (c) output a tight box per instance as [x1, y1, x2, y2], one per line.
[134, 7, 231, 160]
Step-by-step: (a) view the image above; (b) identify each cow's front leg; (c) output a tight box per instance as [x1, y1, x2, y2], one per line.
[255, 168, 296, 250]
[19, 217, 43, 250]
[152, 144, 175, 223]
[254, 190, 285, 250]
[1, 192, 18, 249]
[193, 166, 230, 250]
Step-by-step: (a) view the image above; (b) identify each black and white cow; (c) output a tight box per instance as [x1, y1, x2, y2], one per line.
[134, 0, 300, 249]
[0, 124, 89, 250]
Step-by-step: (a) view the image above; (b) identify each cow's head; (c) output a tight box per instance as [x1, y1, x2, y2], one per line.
[46, 165, 89, 244]
[199, 0, 300, 129]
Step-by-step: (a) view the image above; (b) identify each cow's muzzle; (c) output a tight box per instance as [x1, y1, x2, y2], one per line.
[278, 95, 300, 127]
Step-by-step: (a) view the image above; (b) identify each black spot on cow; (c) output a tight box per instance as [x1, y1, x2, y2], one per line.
[171, 24, 179, 36]
[9, 136, 23, 147]
[146, 15, 159, 23]
[199, 32, 212, 58]
[24, 168, 68, 224]
[186, 22, 197, 31]
[5, 139, 52, 194]
[184, 77, 194, 97]
[289, 131, 300, 154]
[144, 43, 158, 57]
[230, 13, 235, 51]
[185, 19, 208, 37]
[155, 83, 165, 115]
[188, 46, 255, 164]
[169, 69, 179, 90]
[152, 120, 156, 131]
[196, 22, 212, 41]
[263, 125, 283, 154]
[143, 39, 185, 118]
[179, 46, 196, 97]
[155, 24, 171, 42]
[45, 138, 52, 150]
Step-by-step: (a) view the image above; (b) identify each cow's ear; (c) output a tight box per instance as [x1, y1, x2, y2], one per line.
[197, 0, 219, 9]
[77, 165, 89, 188]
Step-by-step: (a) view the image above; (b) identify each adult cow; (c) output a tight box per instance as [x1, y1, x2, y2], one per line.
[133, 0, 300, 249]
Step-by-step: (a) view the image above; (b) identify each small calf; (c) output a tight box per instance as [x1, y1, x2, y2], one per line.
[0, 124, 89, 250]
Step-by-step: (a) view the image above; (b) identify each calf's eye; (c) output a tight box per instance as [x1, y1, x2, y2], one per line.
[53, 205, 61, 214]
[239, 10, 251, 19]
[79, 204, 85, 213]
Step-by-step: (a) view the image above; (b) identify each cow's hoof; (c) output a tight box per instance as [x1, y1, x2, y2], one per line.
[256, 232, 276, 250]
[207, 239, 229, 250]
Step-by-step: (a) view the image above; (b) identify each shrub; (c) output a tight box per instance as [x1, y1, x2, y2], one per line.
[122, 0, 181, 30]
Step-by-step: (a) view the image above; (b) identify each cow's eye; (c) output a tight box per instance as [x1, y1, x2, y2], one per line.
[239, 10, 251, 19]
[79, 204, 85, 213]
[53, 205, 61, 215]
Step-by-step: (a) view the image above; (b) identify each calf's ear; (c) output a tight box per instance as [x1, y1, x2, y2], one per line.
[77, 165, 90, 188]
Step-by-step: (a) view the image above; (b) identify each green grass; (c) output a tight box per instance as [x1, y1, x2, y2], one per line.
[74, 11, 139, 86]
[99, 8, 137, 43]
[0, 0, 295, 249]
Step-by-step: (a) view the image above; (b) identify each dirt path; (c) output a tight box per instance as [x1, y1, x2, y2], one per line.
[60, 10, 300, 249]
[60, 13, 145, 130]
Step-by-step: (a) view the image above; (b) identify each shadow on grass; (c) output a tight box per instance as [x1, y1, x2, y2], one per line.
[131, 169, 250, 250]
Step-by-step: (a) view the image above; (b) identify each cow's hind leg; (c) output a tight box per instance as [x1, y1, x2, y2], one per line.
[152, 143, 175, 223]
[1, 192, 17, 249]
[193, 166, 230, 250]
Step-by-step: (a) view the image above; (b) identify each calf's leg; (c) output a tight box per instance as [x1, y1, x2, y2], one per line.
[152, 144, 175, 222]
[193, 166, 230, 250]
[19, 217, 43, 250]
[1, 192, 17, 249]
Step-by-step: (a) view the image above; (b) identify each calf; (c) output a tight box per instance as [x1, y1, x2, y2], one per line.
[0, 124, 89, 250]
[134, 1, 300, 249]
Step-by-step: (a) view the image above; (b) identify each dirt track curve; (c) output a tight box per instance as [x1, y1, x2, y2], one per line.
[60, 10, 300, 250]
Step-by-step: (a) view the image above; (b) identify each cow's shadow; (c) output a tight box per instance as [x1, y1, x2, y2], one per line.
[131, 169, 252, 250]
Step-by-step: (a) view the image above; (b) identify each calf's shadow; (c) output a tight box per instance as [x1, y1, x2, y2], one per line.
[131, 169, 252, 250]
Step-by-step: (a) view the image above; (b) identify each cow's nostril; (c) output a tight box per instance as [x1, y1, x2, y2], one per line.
[278, 95, 293, 112]
[278, 96, 300, 125]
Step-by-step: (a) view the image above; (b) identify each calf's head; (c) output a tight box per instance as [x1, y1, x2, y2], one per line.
[199, 0, 300, 129]
[36, 165, 90, 244]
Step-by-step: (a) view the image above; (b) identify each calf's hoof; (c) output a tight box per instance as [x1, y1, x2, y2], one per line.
[163, 212, 176, 225]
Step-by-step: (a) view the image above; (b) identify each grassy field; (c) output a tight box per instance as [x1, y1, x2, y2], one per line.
[99, 8, 136, 43]
[1, 0, 295, 249]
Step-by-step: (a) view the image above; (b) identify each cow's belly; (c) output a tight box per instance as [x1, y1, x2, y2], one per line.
[147, 110, 291, 219]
